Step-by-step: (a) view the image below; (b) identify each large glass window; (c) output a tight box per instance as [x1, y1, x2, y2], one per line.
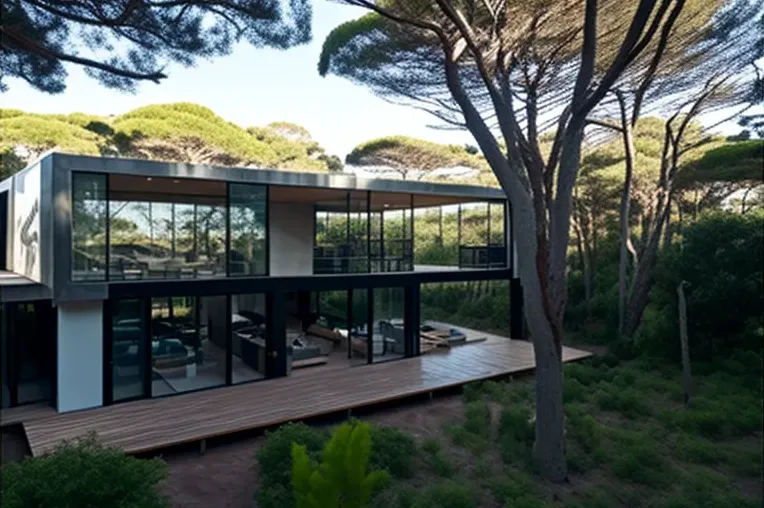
[111, 299, 146, 402]
[231, 293, 267, 383]
[420, 280, 510, 356]
[229, 184, 267, 276]
[72, 173, 107, 281]
[108, 175, 227, 280]
[371, 287, 405, 363]
[150, 296, 225, 396]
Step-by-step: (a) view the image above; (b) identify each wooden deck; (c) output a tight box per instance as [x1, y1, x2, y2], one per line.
[0, 402, 56, 427]
[23, 339, 591, 457]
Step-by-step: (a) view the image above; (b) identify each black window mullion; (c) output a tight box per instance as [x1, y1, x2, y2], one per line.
[225, 294, 232, 385]
[366, 287, 374, 364]
[366, 191, 371, 273]
[143, 297, 152, 398]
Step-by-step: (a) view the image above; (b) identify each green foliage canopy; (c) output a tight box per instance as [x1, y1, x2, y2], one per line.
[346, 135, 488, 179]
[1, 0, 311, 94]
[1, 103, 342, 175]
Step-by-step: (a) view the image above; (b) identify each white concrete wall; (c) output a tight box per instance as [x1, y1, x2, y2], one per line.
[269, 202, 314, 276]
[57, 301, 103, 412]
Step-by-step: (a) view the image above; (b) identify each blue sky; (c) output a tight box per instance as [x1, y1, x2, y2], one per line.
[1, 0, 750, 159]
[2, 1, 473, 158]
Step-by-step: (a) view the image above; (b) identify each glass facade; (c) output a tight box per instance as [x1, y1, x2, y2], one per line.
[72, 173, 107, 281]
[70, 173, 507, 281]
[1, 302, 56, 408]
[111, 299, 146, 402]
[229, 184, 267, 276]
[231, 293, 267, 383]
[150, 296, 226, 396]
[371, 287, 406, 363]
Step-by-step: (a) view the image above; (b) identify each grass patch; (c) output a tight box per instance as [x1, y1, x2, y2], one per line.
[369, 425, 418, 479]
[412, 482, 478, 508]
[595, 385, 652, 419]
[463, 400, 492, 437]
[672, 433, 726, 465]
[608, 438, 676, 488]
[498, 407, 535, 467]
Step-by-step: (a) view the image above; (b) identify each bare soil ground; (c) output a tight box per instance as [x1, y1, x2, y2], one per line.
[162, 394, 466, 508]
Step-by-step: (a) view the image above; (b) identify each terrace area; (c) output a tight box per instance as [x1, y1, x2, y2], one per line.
[17, 337, 590, 457]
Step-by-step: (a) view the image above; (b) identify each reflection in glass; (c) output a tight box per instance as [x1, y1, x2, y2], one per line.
[372, 287, 405, 363]
[231, 293, 267, 383]
[419, 280, 510, 356]
[111, 299, 146, 401]
[108, 177, 227, 280]
[229, 184, 267, 276]
[72, 172, 107, 281]
[150, 297, 225, 396]
[349, 289, 370, 365]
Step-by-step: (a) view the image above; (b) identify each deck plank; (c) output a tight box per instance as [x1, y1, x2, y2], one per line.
[23, 340, 591, 456]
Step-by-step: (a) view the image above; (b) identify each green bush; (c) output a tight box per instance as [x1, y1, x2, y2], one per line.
[563, 378, 588, 403]
[489, 470, 535, 503]
[421, 436, 441, 456]
[595, 386, 652, 419]
[369, 425, 417, 479]
[431, 452, 455, 478]
[413, 482, 477, 508]
[609, 441, 674, 487]
[657, 468, 761, 508]
[672, 434, 725, 465]
[464, 401, 492, 437]
[292, 421, 390, 508]
[498, 407, 535, 466]
[505, 496, 551, 508]
[0, 434, 168, 508]
[257, 422, 328, 508]
[565, 406, 602, 453]
[637, 211, 764, 361]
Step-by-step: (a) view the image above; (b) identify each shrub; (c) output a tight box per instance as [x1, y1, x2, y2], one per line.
[0, 434, 168, 508]
[563, 378, 588, 403]
[369, 425, 417, 479]
[672, 434, 725, 465]
[258, 423, 328, 490]
[421, 436, 441, 456]
[462, 382, 484, 403]
[609, 441, 674, 487]
[431, 452, 455, 478]
[464, 401, 492, 437]
[506, 496, 551, 508]
[490, 470, 535, 503]
[638, 211, 764, 361]
[595, 386, 652, 419]
[565, 406, 602, 454]
[498, 407, 535, 466]
[291, 421, 389, 508]
[413, 482, 477, 508]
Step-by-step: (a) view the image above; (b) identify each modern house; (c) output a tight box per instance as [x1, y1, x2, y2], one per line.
[0, 152, 523, 416]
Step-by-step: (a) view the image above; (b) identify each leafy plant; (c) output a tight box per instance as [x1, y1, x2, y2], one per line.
[369, 425, 417, 479]
[291, 421, 390, 508]
[256, 422, 328, 508]
[0, 433, 168, 508]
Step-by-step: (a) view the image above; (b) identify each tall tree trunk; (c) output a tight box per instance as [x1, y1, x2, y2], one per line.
[677, 281, 692, 406]
[572, 211, 592, 314]
[617, 108, 636, 337]
[513, 198, 566, 483]
[624, 198, 671, 336]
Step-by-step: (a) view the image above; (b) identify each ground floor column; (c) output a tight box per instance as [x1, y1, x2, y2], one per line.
[57, 300, 103, 412]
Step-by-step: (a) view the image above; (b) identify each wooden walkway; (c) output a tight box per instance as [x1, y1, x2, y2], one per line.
[23, 340, 590, 457]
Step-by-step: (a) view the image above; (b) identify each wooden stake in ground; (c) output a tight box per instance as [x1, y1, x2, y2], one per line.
[677, 281, 692, 406]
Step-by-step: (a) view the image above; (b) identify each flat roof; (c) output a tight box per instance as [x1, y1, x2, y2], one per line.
[45, 152, 507, 202]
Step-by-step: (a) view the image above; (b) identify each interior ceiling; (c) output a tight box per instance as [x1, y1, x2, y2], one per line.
[270, 185, 485, 211]
[107, 176, 491, 210]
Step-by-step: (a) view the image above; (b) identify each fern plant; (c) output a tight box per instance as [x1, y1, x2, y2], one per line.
[291, 421, 390, 508]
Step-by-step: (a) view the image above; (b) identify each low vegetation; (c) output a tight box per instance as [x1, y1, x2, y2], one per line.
[248, 354, 762, 508]
[0, 434, 169, 508]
